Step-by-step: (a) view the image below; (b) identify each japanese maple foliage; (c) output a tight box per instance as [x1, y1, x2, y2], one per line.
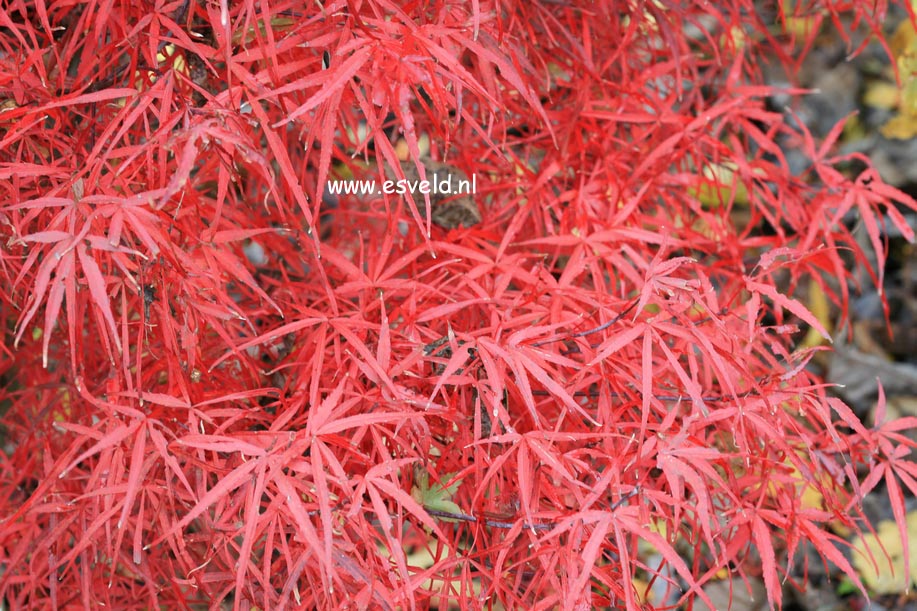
[2, 0, 917, 609]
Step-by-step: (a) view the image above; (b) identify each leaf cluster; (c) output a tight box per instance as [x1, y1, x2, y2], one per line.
[1, 1, 916, 609]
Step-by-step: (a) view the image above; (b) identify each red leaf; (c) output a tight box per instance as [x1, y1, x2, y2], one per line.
[175, 434, 267, 457]
[588, 323, 645, 366]
[275, 45, 372, 126]
[61, 421, 140, 479]
[152, 458, 260, 546]
[753, 515, 781, 608]
[77, 243, 122, 353]
[746, 278, 831, 342]
[38, 87, 137, 110]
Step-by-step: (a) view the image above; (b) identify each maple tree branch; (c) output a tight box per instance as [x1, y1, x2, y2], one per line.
[422, 487, 641, 531]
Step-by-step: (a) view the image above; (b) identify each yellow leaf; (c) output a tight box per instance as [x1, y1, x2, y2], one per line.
[689, 162, 766, 209]
[863, 82, 900, 111]
[852, 511, 917, 595]
[901, 78, 917, 117]
[766, 455, 825, 511]
[875, 17, 917, 139]
[720, 26, 746, 51]
[156, 43, 175, 64]
[784, 15, 819, 39]
[880, 114, 917, 140]
[799, 281, 831, 349]
[632, 577, 653, 604]
[395, 138, 409, 161]
[891, 16, 917, 59]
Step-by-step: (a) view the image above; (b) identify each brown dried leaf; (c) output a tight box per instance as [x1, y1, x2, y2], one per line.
[386, 156, 481, 229]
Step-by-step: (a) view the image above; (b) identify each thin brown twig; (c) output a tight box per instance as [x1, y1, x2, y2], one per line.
[532, 298, 639, 347]
[423, 487, 641, 531]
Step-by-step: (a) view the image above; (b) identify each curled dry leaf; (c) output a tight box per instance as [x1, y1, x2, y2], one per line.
[385, 156, 482, 229]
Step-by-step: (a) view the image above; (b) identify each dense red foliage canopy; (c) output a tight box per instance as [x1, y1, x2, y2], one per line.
[1, 0, 917, 609]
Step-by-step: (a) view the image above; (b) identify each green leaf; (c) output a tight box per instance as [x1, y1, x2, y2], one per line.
[411, 467, 463, 519]
[836, 577, 858, 597]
